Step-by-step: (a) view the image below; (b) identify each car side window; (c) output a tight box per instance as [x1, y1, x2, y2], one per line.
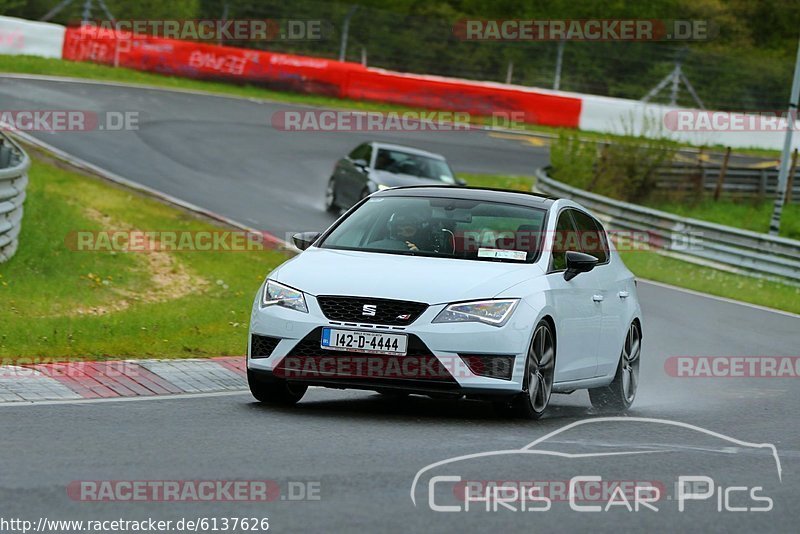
[593, 218, 611, 263]
[551, 209, 579, 271]
[571, 209, 608, 264]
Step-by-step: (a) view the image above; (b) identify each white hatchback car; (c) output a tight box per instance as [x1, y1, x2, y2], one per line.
[248, 186, 642, 419]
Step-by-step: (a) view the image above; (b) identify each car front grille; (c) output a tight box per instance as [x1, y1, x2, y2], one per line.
[274, 327, 458, 390]
[317, 296, 428, 326]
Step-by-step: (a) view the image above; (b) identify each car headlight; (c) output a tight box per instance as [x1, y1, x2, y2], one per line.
[432, 299, 519, 327]
[261, 280, 308, 313]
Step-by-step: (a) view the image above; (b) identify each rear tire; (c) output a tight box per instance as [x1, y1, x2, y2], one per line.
[589, 321, 640, 412]
[248, 369, 307, 405]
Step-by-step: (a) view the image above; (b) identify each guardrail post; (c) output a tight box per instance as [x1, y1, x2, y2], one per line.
[787, 148, 798, 204]
[713, 147, 731, 201]
[759, 169, 768, 201]
[692, 148, 705, 199]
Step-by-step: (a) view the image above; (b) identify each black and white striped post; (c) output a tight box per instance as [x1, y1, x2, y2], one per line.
[770, 37, 800, 236]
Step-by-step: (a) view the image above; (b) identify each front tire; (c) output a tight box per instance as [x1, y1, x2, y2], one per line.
[494, 320, 555, 419]
[589, 321, 641, 411]
[248, 369, 307, 405]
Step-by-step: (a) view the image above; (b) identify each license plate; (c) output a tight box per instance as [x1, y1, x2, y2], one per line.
[321, 328, 408, 355]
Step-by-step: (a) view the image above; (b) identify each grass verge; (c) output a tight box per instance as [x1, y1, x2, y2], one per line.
[0, 146, 288, 360]
[462, 173, 800, 315]
[0, 55, 779, 157]
[643, 198, 800, 241]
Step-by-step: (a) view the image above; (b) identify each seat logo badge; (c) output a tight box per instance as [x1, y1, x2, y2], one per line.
[362, 304, 377, 316]
[397, 314, 411, 320]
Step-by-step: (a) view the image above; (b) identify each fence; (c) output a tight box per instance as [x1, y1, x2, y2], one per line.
[654, 163, 799, 200]
[534, 167, 800, 282]
[0, 132, 31, 263]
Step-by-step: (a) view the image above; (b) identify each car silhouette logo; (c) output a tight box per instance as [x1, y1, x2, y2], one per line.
[362, 304, 377, 316]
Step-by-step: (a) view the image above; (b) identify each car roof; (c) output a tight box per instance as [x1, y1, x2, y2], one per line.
[373, 185, 555, 207]
[370, 142, 446, 160]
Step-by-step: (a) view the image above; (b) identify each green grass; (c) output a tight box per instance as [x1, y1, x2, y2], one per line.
[0, 149, 288, 360]
[643, 198, 800, 241]
[0, 55, 780, 157]
[619, 250, 800, 314]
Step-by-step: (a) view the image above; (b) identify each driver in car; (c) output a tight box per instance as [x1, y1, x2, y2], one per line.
[370, 212, 430, 252]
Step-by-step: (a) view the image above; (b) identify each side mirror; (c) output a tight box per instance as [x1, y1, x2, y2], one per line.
[455, 178, 467, 186]
[564, 251, 598, 281]
[352, 159, 368, 171]
[292, 231, 321, 251]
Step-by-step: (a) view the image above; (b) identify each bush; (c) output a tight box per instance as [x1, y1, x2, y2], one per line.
[551, 115, 678, 203]
[549, 130, 596, 190]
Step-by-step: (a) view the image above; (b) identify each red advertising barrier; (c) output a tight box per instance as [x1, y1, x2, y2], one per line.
[62, 25, 581, 127]
[62, 25, 364, 96]
[343, 69, 581, 127]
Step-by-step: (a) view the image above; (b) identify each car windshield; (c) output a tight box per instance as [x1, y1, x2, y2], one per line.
[320, 196, 546, 263]
[373, 149, 455, 183]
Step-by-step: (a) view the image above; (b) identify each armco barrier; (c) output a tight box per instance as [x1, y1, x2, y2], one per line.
[60, 25, 582, 128]
[534, 167, 800, 282]
[0, 132, 30, 263]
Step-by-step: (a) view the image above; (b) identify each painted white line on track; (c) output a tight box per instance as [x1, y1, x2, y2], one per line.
[637, 279, 800, 319]
[0, 389, 250, 408]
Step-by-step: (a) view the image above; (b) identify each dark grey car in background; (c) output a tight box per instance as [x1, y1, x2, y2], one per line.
[325, 142, 463, 211]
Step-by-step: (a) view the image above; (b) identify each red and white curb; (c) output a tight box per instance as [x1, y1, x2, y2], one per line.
[0, 357, 247, 403]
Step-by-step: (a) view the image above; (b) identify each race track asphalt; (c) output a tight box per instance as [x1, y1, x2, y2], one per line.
[1, 76, 798, 532]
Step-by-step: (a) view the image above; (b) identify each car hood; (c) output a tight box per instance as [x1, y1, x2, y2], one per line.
[370, 169, 454, 188]
[271, 247, 543, 304]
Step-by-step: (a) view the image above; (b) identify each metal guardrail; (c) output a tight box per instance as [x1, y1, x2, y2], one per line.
[535, 167, 800, 283]
[0, 132, 30, 263]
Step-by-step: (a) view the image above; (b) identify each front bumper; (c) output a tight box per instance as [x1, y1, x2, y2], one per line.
[247, 293, 537, 396]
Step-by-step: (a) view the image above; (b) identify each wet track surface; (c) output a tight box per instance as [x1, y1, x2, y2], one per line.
[1, 76, 799, 532]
